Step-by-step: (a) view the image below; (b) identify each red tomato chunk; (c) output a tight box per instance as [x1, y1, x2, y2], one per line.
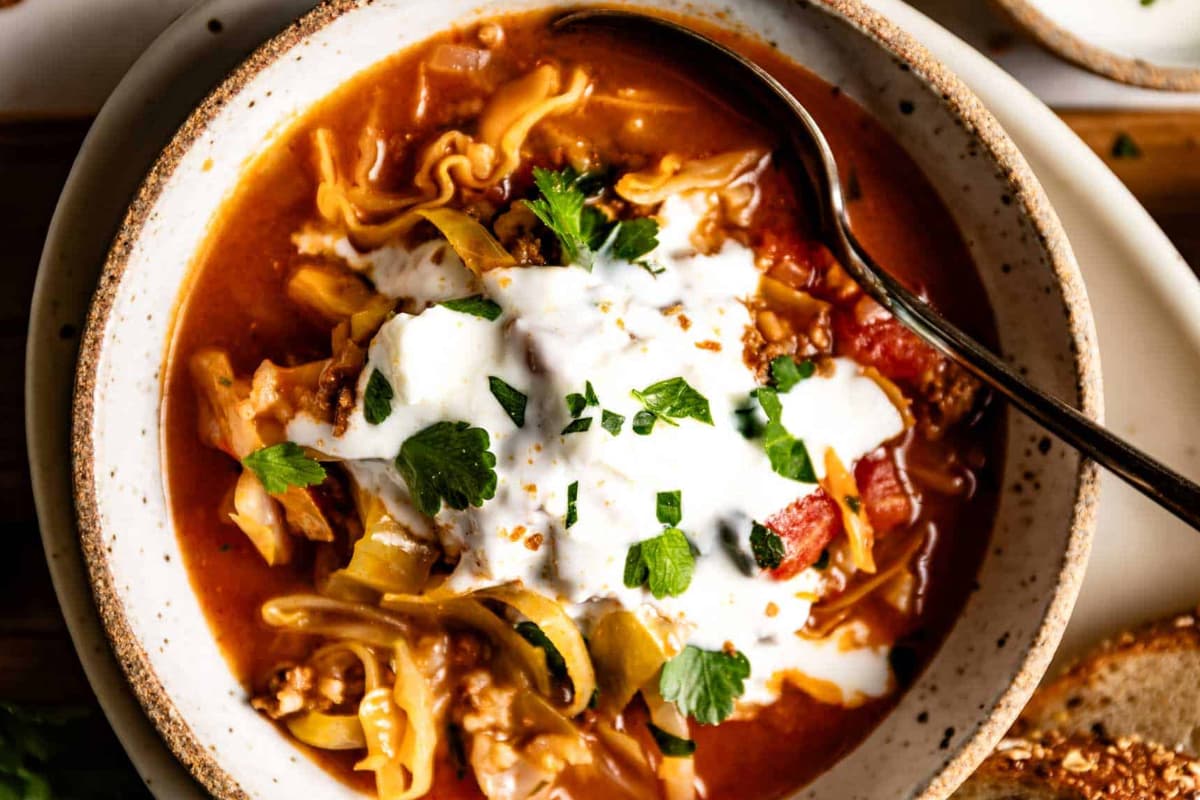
[833, 308, 939, 383]
[766, 490, 842, 580]
[855, 452, 914, 535]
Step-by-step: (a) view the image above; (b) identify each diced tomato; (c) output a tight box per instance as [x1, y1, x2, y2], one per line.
[855, 451, 914, 535]
[833, 307, 939, 383]
[757, 226, 828, 290]
[765, 490, 842, 580]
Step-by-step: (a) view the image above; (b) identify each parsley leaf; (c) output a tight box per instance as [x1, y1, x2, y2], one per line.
[631, 377, 713, 433]
[624, 527, 694, 599]
[769, 356, 814, 392]
[566, 381, 599, 418]
[756, 388, 817, 483]
[440, 295, 503, 320]
[488, 376, 527, 428]
[515, 621, 568, 680]
[660, 645, 750, 725]
[242, 442, 326, 494]
[749, 522, 784, 570]
[845, 494, 862, 514]
[524, 166, 598, 269]
[656, 490, 682, 527]
[566, 481, 579, 528]
[632, 410, 657, 436]
[562, 417, 592, 435]
[612, 217, 660, 263]
[395, 421, 497, 516]
[733, 396, 766, 439]
[363, 369, 394, 425]
[584, 380, 599, 406]
[601, 409, 624, 436]
[647, 724, 697, 757]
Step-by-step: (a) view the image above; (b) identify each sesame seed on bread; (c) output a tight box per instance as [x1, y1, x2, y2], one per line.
[954, 730, 1200, 800]
[1017, 609, 1200, 755]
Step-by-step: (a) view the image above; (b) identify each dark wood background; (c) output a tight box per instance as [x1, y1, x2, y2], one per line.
[2, 110, 1197, 785]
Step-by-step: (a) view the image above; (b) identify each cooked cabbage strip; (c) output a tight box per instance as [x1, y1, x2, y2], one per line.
[262, 594, 412, 650]
[228, 469, 293, 566]
[615, 148, 768, 206]
[415, 208, 516, 274]
[823, 448, 877, 573]
[587, 610, 668, 715]
[322, 482, 438, 599]
[472, 584, 596, 716]
[286, 708, 368, 750]
[355, 639, 436, 800]
[643, 683, 697, 800]
[313, 64, 590, 248]
[809, 527, 928, 628]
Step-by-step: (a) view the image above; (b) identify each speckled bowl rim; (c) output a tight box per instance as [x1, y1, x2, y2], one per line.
[991, 0, 1200, 92]
[70, 0, 1102, 798]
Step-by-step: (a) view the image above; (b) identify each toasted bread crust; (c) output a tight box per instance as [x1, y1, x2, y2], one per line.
[1017, 609, 1200, 748]
[962, 730, 1200, 799]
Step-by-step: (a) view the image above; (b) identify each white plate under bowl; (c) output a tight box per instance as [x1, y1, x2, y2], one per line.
[26, 0, 1200, 798]
[992, 0, 1200, 91]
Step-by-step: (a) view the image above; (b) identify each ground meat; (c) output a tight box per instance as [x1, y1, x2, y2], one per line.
[917, 361, 982, 439]
[320, 331, 365, 435]
[252, 664, 326, 719]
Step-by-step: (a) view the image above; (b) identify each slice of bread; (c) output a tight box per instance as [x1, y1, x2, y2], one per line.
[954, 730, 1200, 800]
[1016, 609, 1200, 755]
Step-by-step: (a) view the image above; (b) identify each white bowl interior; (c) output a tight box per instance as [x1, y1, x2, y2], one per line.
[80, 1, 1091, 797]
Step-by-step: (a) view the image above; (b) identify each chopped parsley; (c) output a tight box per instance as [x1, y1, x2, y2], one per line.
[749, 522, 784, 570]
[632, 409, 657, 436]
[363, 369, 394, 425]
[566, 393, 587, 418]
[769, 356, 814, 392]
[395, 421, 497, 516]
[647, 724, 697, 757]
[733, 396, 766, 439]
[659, 645, 750, 725]
[845, 494, 863, 514]
[631, 377, 713, 433]
[624, 527, 694, 599]
[242, 442, 326, 494]
[515, 621, 567, 680]
[566, 481, 579, 528]
[756, 388, 817, 483]
[813, 549, 831, 570]
[488, 376, 527, 428]
[656, 490, 682, 527]
[524, 166, 601, 269]
[439, 295, 503, 320]
[612, 217, 660, 263]
[561, 417, 593, 435]
[1112, 132, 1142, 159]
[601, 409, 624, 436]
[523, 166, 661, 271]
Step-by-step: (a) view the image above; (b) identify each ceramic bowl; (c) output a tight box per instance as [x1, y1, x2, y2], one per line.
[991, 0, 1200, 91]
[71, 0, 1101, 797]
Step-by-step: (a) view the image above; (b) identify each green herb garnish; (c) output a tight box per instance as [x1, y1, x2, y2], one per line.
[656, 490, 682, 527]
[624, 528, 694, 599]
[647, 724, 697, 757]
[749, 522, 784, 570]
[845, 495, 862, 514]
[440, 295, 503, 320]
[561, 417, 593, 435]
[601, 409, 624, 436]
[659, 645, 750, 725]
[756, 388, 817, 483]
[631, 377, 713, 434]
[488, 376, 527, 428]
[363, 369, 394, 425]
[242, 442, 326, 494]
[1112, 132, 1142, 159]
[395, 421, 497, 516]
[566, 481, 579, 528]
[612, 217, 660, 263]
[524, 166, 600, 269]
[566, 393, 587, 418]
[733, 396, 765, 439]
[515, 621, 567, 680]
[632, 409, 657, 436]
[769, 356, 814, 392]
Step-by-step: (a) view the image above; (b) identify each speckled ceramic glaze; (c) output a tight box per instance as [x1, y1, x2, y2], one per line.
[71, 1, 1100, 798]
[992, 0, 1200, 91]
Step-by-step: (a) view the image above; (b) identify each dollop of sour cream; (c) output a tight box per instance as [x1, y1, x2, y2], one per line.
[290, 196, 904, 707]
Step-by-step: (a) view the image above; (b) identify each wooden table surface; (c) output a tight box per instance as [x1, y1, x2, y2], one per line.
[2, 110, 1198, 786]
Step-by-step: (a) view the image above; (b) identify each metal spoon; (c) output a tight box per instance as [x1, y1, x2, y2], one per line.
[553, 8, 1200, 529]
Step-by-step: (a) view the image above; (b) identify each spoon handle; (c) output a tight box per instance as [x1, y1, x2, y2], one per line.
[838, 226, 1200, 529]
